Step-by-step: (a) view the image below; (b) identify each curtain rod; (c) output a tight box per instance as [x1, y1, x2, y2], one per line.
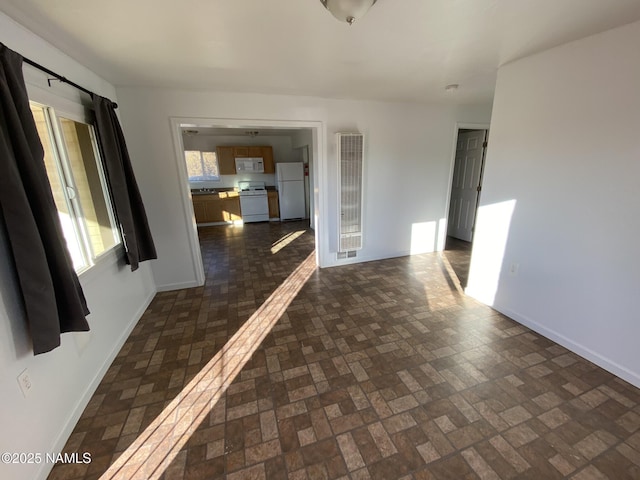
[22, 56, 118, 109]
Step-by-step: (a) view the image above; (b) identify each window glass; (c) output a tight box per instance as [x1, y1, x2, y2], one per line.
[59, 117, 118, 257]
[201, 152, 219, 178]
[185, 150, 219, 181]
[29, 102, 120, 272]
[30, 105, 87, 269]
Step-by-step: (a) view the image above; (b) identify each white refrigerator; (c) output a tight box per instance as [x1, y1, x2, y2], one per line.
[276, 163, 305, 220]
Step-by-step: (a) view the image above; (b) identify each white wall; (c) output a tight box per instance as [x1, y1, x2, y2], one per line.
[292, 129, 313, 151]
[116, 87, 491, 290]
[182, 134, 295, 189]
[0, 13, 157, 480]
[468, 20, 640, 387]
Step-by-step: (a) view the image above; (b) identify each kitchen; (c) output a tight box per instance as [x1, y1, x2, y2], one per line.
[182, 127, 313, 228]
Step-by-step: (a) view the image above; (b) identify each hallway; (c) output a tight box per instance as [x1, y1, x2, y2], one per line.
[49, 222, 640, 479]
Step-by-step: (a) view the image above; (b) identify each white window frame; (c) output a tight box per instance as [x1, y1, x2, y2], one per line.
[28, 94, 122, 276]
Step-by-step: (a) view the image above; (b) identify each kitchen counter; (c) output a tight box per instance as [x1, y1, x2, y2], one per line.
[191, 189, 239, 198]
[191, 191, 241, 224]
[191, 188, 279, 223]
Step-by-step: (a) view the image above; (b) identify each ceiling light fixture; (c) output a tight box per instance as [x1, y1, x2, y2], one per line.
[320, 0, 378, 25]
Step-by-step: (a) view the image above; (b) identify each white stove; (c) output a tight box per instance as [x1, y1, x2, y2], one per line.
[238, 181, 269, 223]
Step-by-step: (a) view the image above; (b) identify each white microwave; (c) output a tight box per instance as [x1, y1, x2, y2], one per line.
[235, 157, 264, 173]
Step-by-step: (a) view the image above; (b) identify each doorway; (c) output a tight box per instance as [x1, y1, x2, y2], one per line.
[444, 125, 489, 287]
[169, 118, 324, 287]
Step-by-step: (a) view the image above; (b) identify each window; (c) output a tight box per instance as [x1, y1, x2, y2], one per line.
[30, 102, 120, 272]
[184, 150, 220, 181]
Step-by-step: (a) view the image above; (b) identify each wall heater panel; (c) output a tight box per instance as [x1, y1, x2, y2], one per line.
[337, 133, 364, 252]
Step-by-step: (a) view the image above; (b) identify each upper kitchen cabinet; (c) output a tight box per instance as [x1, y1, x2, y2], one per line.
[216, 146, 236, 175]
[234, 146, 263, 157]
[233, 146, 249, 157]
[216, 146, 275, 174]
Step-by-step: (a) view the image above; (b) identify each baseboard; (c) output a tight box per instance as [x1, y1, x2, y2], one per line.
[491, 303, 640, 389]
[37, 287, 157, 480]
[324, 249, 425, 268]
[156, 280, 202, 292]
[196, 220, 235, 227]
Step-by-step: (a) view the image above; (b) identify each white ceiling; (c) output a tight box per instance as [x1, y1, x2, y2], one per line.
[3, 0, 640, 104]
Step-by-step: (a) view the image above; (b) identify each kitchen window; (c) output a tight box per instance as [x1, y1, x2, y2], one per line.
[185, 150, 220, 181]
[30, 102, 120, 273]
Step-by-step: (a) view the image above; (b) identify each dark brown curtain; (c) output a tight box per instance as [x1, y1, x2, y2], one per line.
[0, 43, 89, 355]
[92, 95, 156, 271]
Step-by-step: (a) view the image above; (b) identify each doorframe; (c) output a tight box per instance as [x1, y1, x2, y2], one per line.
[443, 122, 491, 245]
[169, 117, 326, 287]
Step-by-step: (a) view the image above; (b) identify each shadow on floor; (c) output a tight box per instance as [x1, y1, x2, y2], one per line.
[443, 236, 472, 288]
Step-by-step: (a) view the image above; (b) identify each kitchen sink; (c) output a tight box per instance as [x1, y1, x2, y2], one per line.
[191, 188, 216, 195]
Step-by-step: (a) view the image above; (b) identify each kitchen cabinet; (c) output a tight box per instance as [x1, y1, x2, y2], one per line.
[215, 146, 275, 174]
[233, 146, 248, 157]
[267, 191, 279, 218]
[262, 147, 275, 173]
[220, 193, 241, 221]
[192, 195, 214, 223]
[192, 194, 228, 223]
[216, 146, 236, 175]
[233, 146, 263, 157]
[192, 192, 241, 224]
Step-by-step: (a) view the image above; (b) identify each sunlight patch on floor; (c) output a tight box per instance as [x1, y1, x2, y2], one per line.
[99, 251, 317, 480]
[271, 230, 306, 254]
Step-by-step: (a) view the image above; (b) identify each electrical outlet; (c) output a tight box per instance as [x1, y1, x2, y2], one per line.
[17, 369, 32, 398]
[509, 263, 520, 276]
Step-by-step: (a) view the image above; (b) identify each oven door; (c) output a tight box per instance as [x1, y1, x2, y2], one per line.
[239, 194, 269, 222]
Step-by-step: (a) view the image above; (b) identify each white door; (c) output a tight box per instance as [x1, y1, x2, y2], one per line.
[448, 130, 487, 242]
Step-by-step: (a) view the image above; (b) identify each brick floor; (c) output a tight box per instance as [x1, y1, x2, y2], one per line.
[49, 221, 640, 479]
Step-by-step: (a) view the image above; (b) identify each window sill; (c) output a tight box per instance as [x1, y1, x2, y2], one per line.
[78, 244, 127, 286]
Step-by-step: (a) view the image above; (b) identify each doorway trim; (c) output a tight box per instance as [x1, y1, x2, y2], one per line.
[169, 117, 326, 288]
[444, 122, 491, 245]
